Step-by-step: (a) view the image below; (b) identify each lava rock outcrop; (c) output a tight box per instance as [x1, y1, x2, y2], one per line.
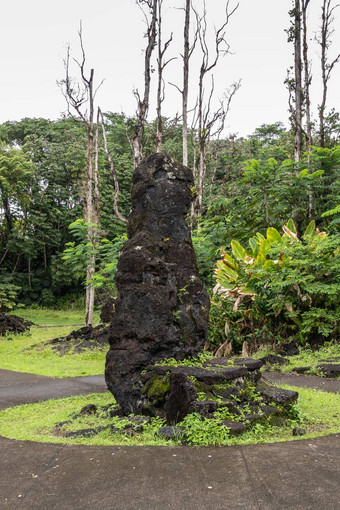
[105, 153, 210, 413]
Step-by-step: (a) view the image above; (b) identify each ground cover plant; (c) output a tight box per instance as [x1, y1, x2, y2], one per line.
[0, 308, 105, 377]
[0, 385, 338, 446]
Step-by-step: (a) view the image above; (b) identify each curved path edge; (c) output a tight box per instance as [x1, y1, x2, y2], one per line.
[263, 371, 340, 393]
[0, 369, 107, 411]
[0, 369, 339, 510]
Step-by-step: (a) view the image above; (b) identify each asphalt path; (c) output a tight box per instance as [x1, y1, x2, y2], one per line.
[0, 369, 107, 411]
[263, 371, 340, 393]
[0, 369, 339, 510]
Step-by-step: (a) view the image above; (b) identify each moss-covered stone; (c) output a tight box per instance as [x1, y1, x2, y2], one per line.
[142, 373, 171, 404]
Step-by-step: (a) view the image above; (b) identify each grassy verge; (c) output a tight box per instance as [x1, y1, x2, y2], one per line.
[1, 308, 105, 377]
[279, 343, 340, 375]
[10, 308, 99, 327]
[0, 386, 338, 446]
[255, 343, 340, 376]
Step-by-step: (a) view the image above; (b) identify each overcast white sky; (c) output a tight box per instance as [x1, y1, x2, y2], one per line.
[1, 0, 339, 138]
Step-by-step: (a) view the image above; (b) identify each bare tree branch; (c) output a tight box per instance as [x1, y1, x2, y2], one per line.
[58, 22, 105, 326]
[318, 0, 340, 146]
[132, 0, 158, 167]
[194, 0, 239, 219]
[155, 0, 176, 152]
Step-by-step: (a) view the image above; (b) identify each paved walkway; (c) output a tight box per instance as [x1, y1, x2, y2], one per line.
[0, 369, 106, 411]
[263, 371, 340, 393]
[0, 369, 339, 510]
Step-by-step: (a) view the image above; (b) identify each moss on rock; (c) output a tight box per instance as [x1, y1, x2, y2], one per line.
[142, 373, 171, 404]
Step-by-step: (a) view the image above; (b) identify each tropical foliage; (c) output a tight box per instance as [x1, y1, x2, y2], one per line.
[0, 115, 339, 354]
[213, 220, 340, 349]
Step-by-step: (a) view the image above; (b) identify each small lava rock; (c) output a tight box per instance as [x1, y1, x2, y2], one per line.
[157, 426, 186, 440]
[316, 364, 340, 378]
[261, 354, 289, 366]
[79, 404, 98, 416]
[292, 427, 306, 436]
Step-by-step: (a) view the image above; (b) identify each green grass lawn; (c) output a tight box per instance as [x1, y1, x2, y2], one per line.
[279, 343, 340, 374]
[254, 342, 340, 376]
[10, 308, 99, 327]
[0, 308, 105, 377]
[0, 385, 338, 446]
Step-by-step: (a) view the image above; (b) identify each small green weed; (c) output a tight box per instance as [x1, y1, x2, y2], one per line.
[179, 413, 230, 446]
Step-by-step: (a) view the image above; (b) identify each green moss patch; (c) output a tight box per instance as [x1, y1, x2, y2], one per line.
[142, 372, 171, 403]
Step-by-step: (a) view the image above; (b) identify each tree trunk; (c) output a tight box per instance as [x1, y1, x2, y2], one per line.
[133, 0, 157, 167]
[156, 0, 163, 153]
[85, 254, 95, 326]
[190, 138, 198, 232]
[85, 124, 95, 326]
[294, 0, 303, 166]
[182, 0, 190, 166]
[84, 70, 96, 326]
[197, 139, 206, 217]
[302, 0, 312, 150]
[2, 194, 13, 232]
[318, 0, 340, 148]
[93, 109, 100, 225]
[302, 0, 313, 218]
[28, 258, 32, 291]
[43, 244, 47, 271]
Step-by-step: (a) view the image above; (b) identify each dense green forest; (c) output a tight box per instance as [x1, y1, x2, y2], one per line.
[1, 0, 339, 352]
[1, 115, 339, 348]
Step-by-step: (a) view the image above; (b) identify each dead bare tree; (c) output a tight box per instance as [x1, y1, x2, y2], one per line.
[292, 0, 303, 165]
[182, 0, 192, 166]
[317, 0, 340, 147]
[208, 92, 240, 205]
[132, 0, 157, 167]
[94, 109, 101, 226]
[189, 103, 199, 231]
[302, 0, 312, 150]
[285, 0, 305, 171]
[58, 23, 103, 326]
[194, 0, 239, 219]
[168, 0, 198, 166]
[301, 0, 314, 218]
[154, 0, 176, 152]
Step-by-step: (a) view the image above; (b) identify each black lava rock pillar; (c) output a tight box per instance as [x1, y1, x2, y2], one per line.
[105, 154, 210, 413]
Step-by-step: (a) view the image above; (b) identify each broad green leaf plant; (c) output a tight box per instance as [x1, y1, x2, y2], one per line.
[213, 220, 340, 349]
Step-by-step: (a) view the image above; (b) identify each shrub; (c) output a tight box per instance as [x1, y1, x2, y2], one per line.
[213, 219, 340, 350]
[0, 273, 21, 311]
